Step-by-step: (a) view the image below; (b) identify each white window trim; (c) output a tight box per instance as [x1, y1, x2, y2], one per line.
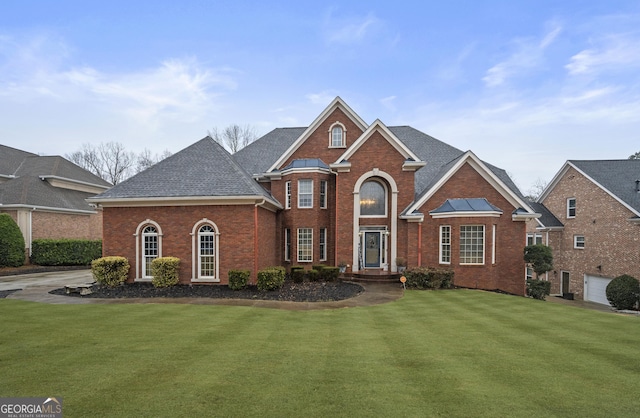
[567, 197, 576, 218]
[439, 225, 451, 265]
[328, 121, 347, 148]
[526, 233, 543, 246]
[134, 219, 163, 282]
[285, 181, 291, 210]
[573, 234, 585, 249]
[190, 219, 220, 283]
[492, 224, 496, 265]
[298, 179, 313, 209]
[297, 228, 313, 263]
[359, 179, 388, 218]
[319, 227, 327, 261]
[320, 180, 328, 209]
[284, 228, 291, 262]
[460, 225, 485, 265]
[525, 266, 533, 280]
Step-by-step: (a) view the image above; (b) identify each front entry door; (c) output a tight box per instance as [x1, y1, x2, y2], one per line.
[364, 232, 381, 268]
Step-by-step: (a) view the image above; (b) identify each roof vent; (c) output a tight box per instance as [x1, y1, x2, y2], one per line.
[636, 179, 640, 192]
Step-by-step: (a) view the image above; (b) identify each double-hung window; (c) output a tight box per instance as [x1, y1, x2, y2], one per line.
[285, 181, 291, 209]
[298, 179, 313, 208]
[439, 225, 451, 264]
[526, 233, 543, 246]
[284, 228, 291, 261]
[319, 228, 327, 261]
[297, 228, 313, 262]
[320, 180, 327, 209]
[567, 198, 576, 218]
[574, 235, 585, 249]
[460, 225, 485, 265]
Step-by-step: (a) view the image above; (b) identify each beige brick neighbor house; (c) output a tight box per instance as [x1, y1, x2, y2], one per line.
[0, 144, 111, 257]
[528, 160, 640, 305]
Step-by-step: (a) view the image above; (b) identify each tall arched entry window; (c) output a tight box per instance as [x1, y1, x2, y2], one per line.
[359, 180, 387, 216]
[191, 219, 220, 282]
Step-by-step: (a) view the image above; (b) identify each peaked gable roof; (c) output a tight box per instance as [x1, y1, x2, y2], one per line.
[90, 137, 281, 208]
[234, 127, 305, 176]
[527, 201, 563, 229]
[0, 144, 37, 176]
[540, 159, 640, 217]
[267, 97, 368, 172]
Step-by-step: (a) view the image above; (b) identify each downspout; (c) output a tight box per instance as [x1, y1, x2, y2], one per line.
[254, 199, 264, 284]
[417, 221, 422, 267]
[333, 171, 339, 266]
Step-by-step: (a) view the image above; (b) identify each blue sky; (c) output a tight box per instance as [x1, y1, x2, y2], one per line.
[1, 1, 639, 193]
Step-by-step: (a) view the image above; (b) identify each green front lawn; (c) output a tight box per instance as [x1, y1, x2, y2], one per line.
[1, 290, 638, 417]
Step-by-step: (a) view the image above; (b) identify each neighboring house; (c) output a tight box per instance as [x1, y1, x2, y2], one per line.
[528, 160, 640, 305]
[89, 97, 539, 295]
[0, 144, 111, 256]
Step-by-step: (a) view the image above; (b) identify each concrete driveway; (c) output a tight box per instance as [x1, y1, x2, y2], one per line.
[0, 269, 93, 291]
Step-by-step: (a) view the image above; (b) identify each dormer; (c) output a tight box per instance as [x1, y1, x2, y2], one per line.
[328, 121, 347, 148]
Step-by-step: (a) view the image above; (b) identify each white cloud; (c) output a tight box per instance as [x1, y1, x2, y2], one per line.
[565, 33, 640, 75]
[323, 11, 383, 45]
[483, 24, 562, 87]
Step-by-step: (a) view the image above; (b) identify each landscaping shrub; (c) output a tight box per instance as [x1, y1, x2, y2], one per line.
[321, 266, 339, 282]
[606, 274, 640, 310]
[31, 239, 102, 266]
[526, 279, 551, 300]
[257, 266, 285, 291]
[91, 256, 130, 288]
[312, 264, 326, 271]
[291, 266, 305, 283]
[151, 257, 180, 288]
[228, 269, 250, 290]
[404, 267, 454, 289]
[0, 214, 25, 267]
[306, 269, 320, 282]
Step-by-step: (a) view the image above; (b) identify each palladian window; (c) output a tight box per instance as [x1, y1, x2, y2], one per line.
[360, 180, 386, 216]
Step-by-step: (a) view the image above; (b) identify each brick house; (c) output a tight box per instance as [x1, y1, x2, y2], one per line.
[527, 160, 640, 305]
[0, 144, 111, 256]
[89, 97, 539, 294]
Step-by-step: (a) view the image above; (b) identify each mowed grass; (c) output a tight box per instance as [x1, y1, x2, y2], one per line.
[1, 290, 639, 417]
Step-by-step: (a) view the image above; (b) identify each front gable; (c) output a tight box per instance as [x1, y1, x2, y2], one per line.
[269, 97, 368, 172]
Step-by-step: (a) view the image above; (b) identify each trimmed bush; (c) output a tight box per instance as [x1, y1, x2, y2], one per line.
[404, 267, 454, 289]
[306, 269, 320, 282]
[31, 239, 102, 266]
[291, 266, 305, 283]
[228, 269, 250, 290]
[321, 266, 339, 282]
[312, 264, 326, 271]
[151, 257, 180, 288]
[92, 256, 130, 288]
[0, 214, 25, 267]
[257, 266, 286, 291]
[526, 279, 551, 300]
[606, 274, 640, 310]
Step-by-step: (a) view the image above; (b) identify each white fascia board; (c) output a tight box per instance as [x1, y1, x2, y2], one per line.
[39, 175, 111, 193]
[402, 161, 426, 171]
[267, 97, 368, 172]
[87, 195, 283, 210]
[329, 162, 351, 172]
[280, 167, 332, 176]
[536, 226, 564, 231]
[399, 213, 425, 223]
[430, 211, 503, 219]
[512, 212, 542, 221]
[336, 120, 422, 164]
[0, 203, 96, 215]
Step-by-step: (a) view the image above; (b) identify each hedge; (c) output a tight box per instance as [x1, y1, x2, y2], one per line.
[31, 239, 102, 266]
[228, 269, 250, 290]
[404, 267, 454, 289]
[291, 266, 305, 283]
[91, 256, 130, 288]
[526, 279, 551, 300]
[0, 214, 25, 267]
[151, 257, 180, 288]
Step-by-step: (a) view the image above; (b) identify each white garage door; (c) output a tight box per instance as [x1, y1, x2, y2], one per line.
[584, 275, 612, 306]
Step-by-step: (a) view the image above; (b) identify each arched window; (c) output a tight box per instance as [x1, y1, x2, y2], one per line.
[142, 225, 158, 278]
[198, 225, 216, 278]
[360, 180, 386, 216]
[329, 122, 346, 147]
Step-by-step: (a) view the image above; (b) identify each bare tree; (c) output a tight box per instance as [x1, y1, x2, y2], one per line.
[525, 178, 548, 201]
[136, 148, 173, 173]
[208, 124, 258, 153]
[629, 151, 640, 159]
[66, 142, 136, 185]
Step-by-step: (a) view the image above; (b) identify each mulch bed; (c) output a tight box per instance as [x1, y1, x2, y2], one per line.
[49, 280, 364, 302]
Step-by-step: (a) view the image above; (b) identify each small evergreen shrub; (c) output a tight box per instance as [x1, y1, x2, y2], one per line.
[0, 214, 25, 267]
[526, 279, 551, 300]
[404, 267, 454, 289]
[306, 269, 320, 282]
[257, 266, 285, 291]
[92, 256, 130, 288]
[31, 239, 102, 266]
[151, 257, 180, 288]
[228, 269, 250, 290]
[291, 266, 305, 283]
[321, 266, 339, 282]
[606, 275, 640, 310]
[312, 264, 326, 271]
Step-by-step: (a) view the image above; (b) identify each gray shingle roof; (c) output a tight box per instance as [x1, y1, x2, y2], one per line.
[234, 127, 306, 176]
[570, 160, 640, 214]
[527, 201, 563, 228]
[92, 137, 277, 202]
[0, 144, 36, 176]
[15, 156, 111, 187]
